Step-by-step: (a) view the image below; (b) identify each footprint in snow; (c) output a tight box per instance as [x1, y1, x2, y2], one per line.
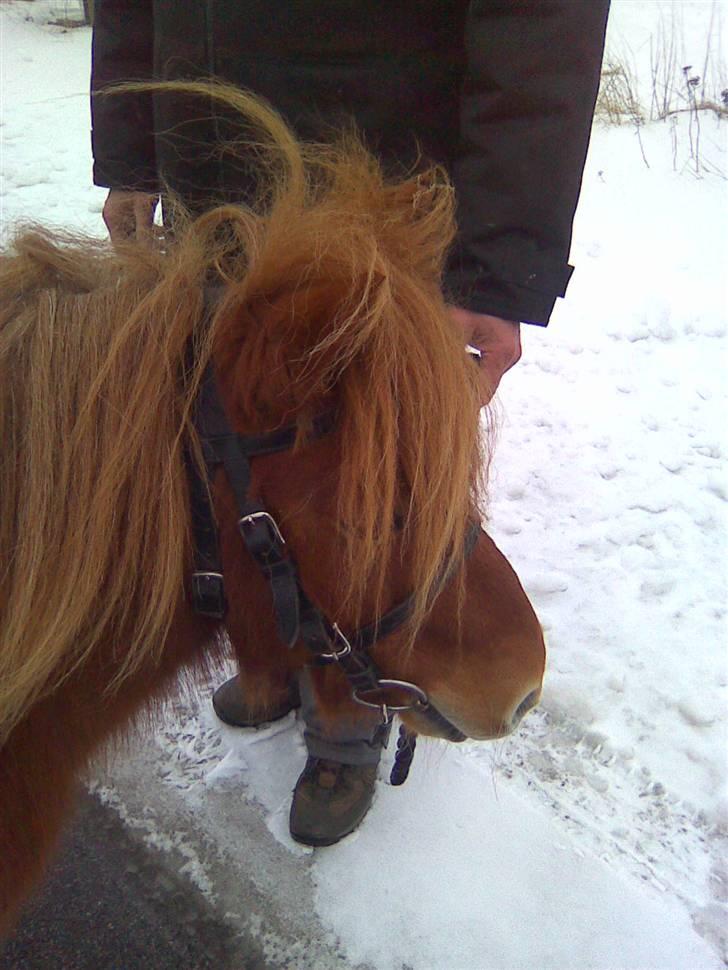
[266, 801, 313, 856]
[639, 577, 676, 598]
[204, 749, 248, 788]
[705, 478, 728, 501]
[505, 484, 526, 501]
[13, 173, 52, 188]
[677, 702, 716, 729]
[524, 572, 569, 596]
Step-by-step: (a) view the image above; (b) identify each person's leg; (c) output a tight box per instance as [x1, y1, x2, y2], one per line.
[211, 665, 389, 845]
[297, 667, 389, 766]
[289, 668, 390, 846]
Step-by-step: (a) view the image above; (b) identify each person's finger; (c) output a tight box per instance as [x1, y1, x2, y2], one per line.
[503, 334, 522, 372]
[102, 196, 133, 244]
[453, 308, 521, 406]
[478, 369, 496, 407]
[476, 353, 505, 406]
[102, 190, 159, 245]
[133, 193, 158, 240]
[480, 352, 511, 404]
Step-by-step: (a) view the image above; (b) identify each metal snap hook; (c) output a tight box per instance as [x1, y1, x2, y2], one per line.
[352, 679, 429, 718]
[317, 622, 353, 661]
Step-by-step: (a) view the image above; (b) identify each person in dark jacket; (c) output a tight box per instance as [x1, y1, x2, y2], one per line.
[91, 0, 609, 846]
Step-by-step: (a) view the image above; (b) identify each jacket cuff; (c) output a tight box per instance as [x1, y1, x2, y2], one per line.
[443, 261, 574, 326]
[92, 154, 160, 193]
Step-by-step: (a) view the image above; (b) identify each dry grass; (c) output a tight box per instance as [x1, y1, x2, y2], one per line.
[594, 7, 727, 175]
[596, 0, 727, 127]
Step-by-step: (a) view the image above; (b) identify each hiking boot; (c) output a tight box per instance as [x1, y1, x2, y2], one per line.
[212, 674, 300, 728]
[289, 757, 378, 847]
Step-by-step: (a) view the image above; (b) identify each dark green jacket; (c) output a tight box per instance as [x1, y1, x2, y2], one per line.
[91, 0, 609, 325]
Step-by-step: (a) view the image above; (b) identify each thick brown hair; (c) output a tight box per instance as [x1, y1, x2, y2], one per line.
[0, 81, 485, 745]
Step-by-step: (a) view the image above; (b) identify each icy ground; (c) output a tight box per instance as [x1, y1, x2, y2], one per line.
[1, 2, 727, 968]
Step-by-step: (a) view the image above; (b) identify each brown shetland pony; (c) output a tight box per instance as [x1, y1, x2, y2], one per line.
[0, 83, 545, 931]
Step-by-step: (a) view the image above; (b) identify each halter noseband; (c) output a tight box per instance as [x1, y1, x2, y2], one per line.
[186, 322, 480, 785]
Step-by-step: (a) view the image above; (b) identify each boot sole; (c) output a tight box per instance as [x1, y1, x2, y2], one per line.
[289, 827, 356, 848]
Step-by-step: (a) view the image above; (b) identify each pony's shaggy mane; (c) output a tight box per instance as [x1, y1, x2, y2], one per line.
[0, 81, 484, 745]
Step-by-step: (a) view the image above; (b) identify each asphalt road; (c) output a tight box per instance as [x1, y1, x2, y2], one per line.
[0, 792, 266, 970]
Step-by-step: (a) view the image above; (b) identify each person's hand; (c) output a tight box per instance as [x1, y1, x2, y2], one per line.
[448, 306, 521, 406]
[102, 189, 159, 244]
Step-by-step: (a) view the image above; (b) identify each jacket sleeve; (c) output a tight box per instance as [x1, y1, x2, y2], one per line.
[90, 0, 159, 191]
[444, 0, 609, 325]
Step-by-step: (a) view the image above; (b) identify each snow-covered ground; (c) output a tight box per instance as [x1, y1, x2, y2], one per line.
[1, 2, 726, 967]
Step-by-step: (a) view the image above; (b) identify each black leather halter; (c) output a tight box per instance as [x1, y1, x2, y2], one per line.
[186, 355, 480, 785]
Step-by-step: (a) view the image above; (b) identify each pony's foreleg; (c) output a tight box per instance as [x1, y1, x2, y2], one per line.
[0, 702, 80, 935]
[0, 610, 217, 935]
[219, 528, 304, 710]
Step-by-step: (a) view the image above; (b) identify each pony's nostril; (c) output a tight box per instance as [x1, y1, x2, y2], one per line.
[512, 689, 540, 725]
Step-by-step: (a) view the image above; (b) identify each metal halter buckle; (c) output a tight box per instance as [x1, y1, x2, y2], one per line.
[238, 510, 286, 547]
[318, 623, 352, 661]
[190, 571, 227, 619]
[353, 679, 429, 724]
